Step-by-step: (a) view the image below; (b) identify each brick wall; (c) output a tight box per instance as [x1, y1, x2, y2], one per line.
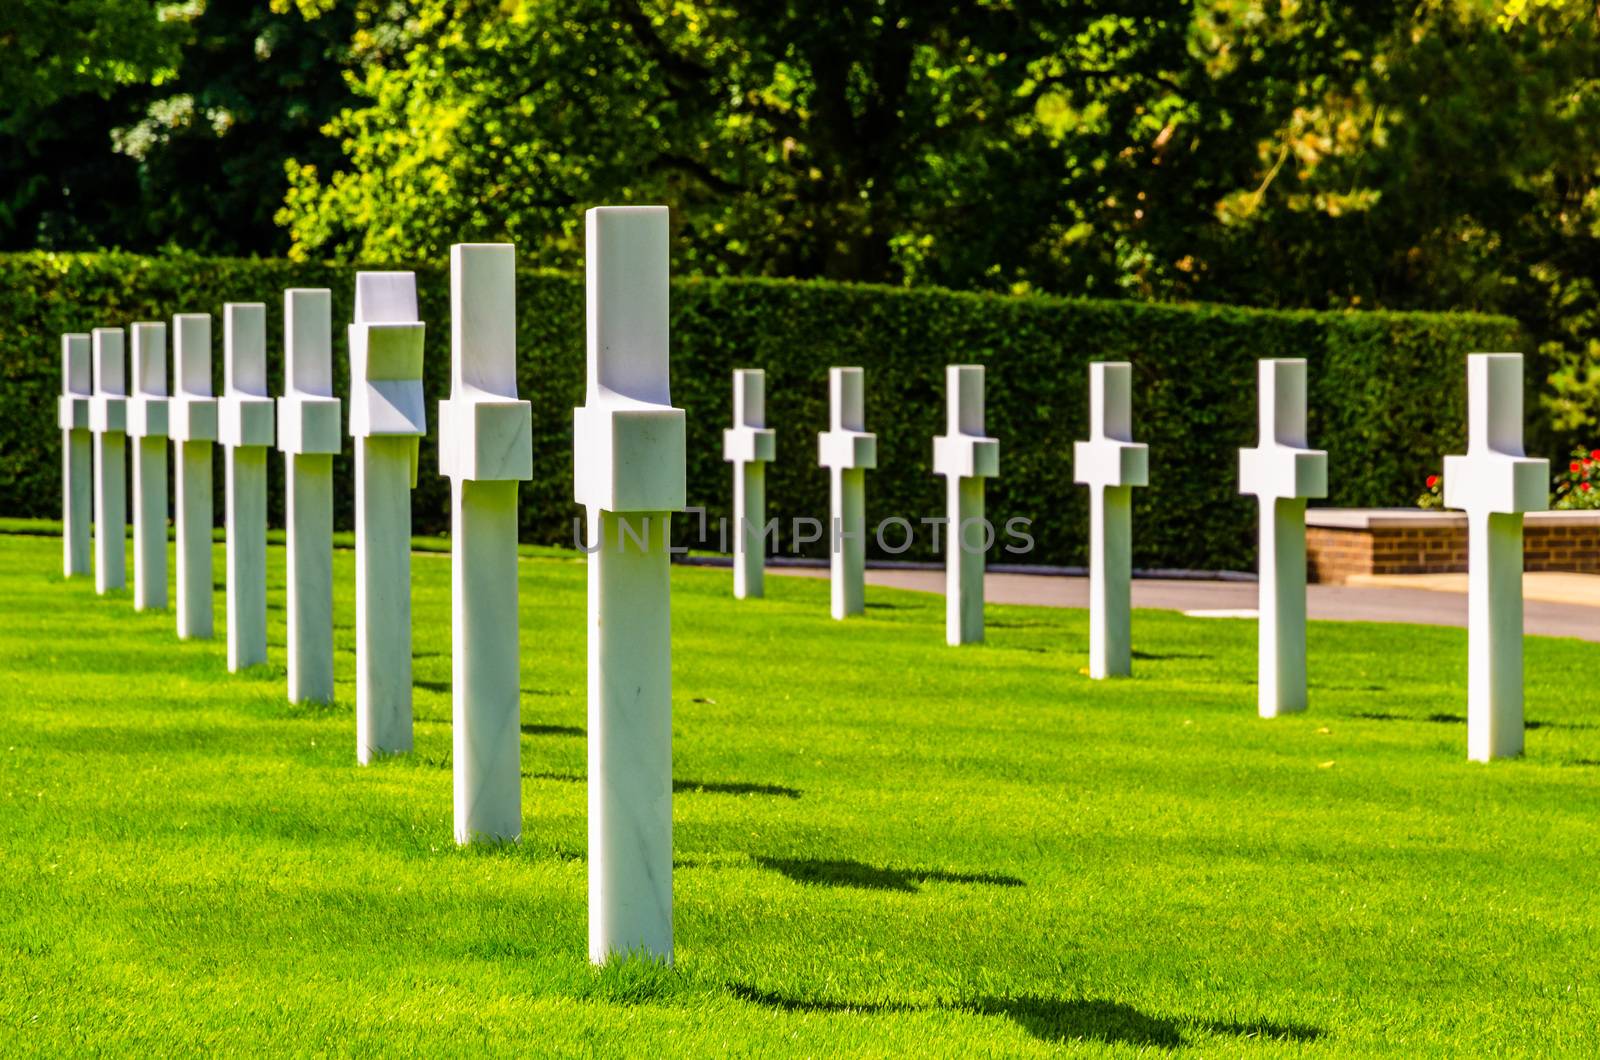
[1307, 518, 1600, 583]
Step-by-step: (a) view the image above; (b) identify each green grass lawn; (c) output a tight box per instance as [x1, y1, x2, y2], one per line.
[3, 521, 1599, 1056]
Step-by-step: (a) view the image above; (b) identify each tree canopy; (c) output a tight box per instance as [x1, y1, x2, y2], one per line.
[6, 0, 1600, 431]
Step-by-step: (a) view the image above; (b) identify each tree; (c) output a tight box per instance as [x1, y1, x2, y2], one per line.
[279, 0, 1225, 288]
[0, 0, 354, 254]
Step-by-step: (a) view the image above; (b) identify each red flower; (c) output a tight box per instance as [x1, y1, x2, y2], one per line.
[1426, 474, 1439, 489]
[1590, 449, 1599, 460]
[1584, 482, 1593, 493]
[1572, 461, 1583, 473]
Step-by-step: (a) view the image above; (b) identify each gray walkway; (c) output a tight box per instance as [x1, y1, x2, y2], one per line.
[771, 567, 1600, 643]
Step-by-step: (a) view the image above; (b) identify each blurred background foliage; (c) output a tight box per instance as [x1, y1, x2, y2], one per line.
[4, 0, 1600, 435]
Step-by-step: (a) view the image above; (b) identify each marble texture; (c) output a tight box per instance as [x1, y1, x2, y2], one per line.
[722, 369, 776, 599]
[1443, 353, 1548, 761]
[1073, 363, 1148, 677]
[817, 367, 877, 619]
[439, 243, 532, 845]
[90, 328, 128, 595]
[932, 365, 1000, 645]
[219, 303, 274, 672]
[59, 333, 92, 578]
[169, 315, 219, 643]
[1239, 360, 1328, 717]
[278, 288, 342, 705]
[574, 206, 684, 965]
[128, 322, 169, 612]
[169, 314, 217, 640]
[349, 271, 427, 764]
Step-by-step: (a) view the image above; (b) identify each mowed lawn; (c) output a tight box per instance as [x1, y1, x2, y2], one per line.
[2, 523, 1599, 1056]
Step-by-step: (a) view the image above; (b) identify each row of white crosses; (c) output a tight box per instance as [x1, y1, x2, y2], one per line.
[734, 364, 1003, 642]
[52, 213, 674, 964]
[723, 351, 1547, 765]
[51, 252, 540, 833]
[1237, 354, 1547, 764]
[49, 213, 1546, 979]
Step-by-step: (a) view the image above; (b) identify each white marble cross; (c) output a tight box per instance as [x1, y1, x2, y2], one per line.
[1073, 362, 1148, 677]
[817, 367, 877, 619]
[1239, 359, 1327, 717]
[277, 289, 342, 705]
[127, 323, 169, 612]
[573, 206, 685, 965]
[349, 271, 427, 764]
[1443, 353, 1547, 761]
[439, 243, 532, 845]
[722, 369, 776, 599]
[933, 365, 1000, 645]
[89, 328, 128, 595]
[58, 333, 92, 578]
[219, 303, 275, 672]
[169, 314, 217, 640]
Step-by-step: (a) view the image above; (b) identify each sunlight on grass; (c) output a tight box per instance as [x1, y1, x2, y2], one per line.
[2, 525, 1598, 1054]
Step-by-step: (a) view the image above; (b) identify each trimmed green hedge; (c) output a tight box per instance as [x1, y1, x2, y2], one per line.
[0, 252, 1525, 571]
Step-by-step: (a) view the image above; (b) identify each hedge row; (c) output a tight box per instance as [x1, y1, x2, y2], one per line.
[0, 252, 1526, 571]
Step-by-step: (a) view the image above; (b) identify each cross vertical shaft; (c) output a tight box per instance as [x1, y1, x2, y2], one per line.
[279, 288, 341, 706]
[1074, 362, 1147, 678]
[724, 369, 776, 599]
[574, 206, 685, 965]
[1443, 353, 1547, 761]
[221, 303, 272, 672]
[59, 334, 92, 578]
[1238, 359, 1327, 716]
[128, 322, 169, 612]
[90, 328, 128, 595]
[933, 365, 1000, 645]
[349, 271, 427, 763]
[817, 367, 876, 619]
[440, 243, 532, 845]
[170, 314, 216, 640]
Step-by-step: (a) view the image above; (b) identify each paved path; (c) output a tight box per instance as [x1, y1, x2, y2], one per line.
[770, 566, 1600, 643]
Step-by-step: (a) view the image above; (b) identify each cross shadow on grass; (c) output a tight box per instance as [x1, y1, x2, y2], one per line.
[520, 771, 801, 799]
[727, 985, 1322, 1048]
[754, 857, 1022, 893]
[522, 723, 584, 737]
[1130, 650, 1211, 661]
[1356, 711, 1597, 733]
[676, 779, 801, 798]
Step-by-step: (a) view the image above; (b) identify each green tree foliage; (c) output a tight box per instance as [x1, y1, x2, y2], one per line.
[0, 0, 354, 254]
[0, 0, 184, 110]
[8, 1, 1600, 438]
[1197, 4, 1600, 439]
[273, 0, 1600, 437]
[280, 0, 1401, 293]
[277, 1, 1444, 292]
